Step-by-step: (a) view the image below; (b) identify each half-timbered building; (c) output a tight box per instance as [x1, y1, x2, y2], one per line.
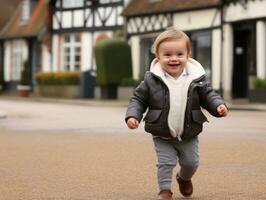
[123, 0, 266, 100]
[0, 0, 21, 91]
[50, 0, 126, 74]
[0, 0, 51, 92]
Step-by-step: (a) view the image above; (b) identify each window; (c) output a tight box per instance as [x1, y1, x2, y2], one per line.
[149, 0, 162, 3]
[62, 34, 81, 71]
[62, 0, 83, 8]
[12, 42, 24, 81]
[21, 0, 37, 25]
[190, 31, 212, 82]
[21, 0, 30, 24]
[140, 37, 155, 78]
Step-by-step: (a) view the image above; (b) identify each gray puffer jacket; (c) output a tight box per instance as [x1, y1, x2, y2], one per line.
[125, 59, 225, 140]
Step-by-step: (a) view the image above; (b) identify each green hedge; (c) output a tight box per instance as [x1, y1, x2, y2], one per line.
[35, 71, 80, 85]
[253, 78, 266, 89]
[20, 60, 32, 86]
[0, 61, 3, 88]
[95, 39, 132, 86]
[120, 77, 141, 87]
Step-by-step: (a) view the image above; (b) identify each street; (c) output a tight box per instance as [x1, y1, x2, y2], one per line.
[0, 99, 266, 200]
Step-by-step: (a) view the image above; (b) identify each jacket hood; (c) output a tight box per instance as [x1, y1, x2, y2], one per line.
[149, 58, 206, 80]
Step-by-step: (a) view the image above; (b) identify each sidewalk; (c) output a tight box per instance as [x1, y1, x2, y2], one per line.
[0, 111, 7, 118]
[226, 98, 266, 111]
[1, 95, 266, 114]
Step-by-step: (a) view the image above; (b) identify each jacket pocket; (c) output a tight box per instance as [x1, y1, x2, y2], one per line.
[143, 109, 162, 123]
[192, 110, 208, 124]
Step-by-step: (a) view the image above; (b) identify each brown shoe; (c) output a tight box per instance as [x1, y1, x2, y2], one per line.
[176, 174, 193, 197]
[156, 190, 173, 200]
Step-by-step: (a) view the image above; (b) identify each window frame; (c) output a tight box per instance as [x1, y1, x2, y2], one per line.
[189, 30, 212, 82]
[62, 0, 84, 8]
[12, 42, 24, 81]
[61, 34, 81, 71]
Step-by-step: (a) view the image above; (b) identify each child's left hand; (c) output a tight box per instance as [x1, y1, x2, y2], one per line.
[217, 104, 228, 117]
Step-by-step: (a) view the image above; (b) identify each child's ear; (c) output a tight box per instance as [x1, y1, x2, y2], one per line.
[155, 53, 160, 60]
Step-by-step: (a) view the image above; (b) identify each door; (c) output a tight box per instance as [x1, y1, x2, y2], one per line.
[232, 30, 251, 98]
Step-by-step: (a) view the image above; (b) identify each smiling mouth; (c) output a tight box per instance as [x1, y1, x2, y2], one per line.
[168, 64, 180, 68]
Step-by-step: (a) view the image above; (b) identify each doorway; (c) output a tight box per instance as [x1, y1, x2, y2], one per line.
[232, 23, 255, 98]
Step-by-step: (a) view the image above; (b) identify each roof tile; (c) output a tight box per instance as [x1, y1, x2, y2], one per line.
[0, 0, 49, 39]
[123, 0, 221, 16]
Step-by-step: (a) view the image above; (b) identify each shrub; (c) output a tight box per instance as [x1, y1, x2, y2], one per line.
[120, 77, 141, 87]
[0, 61, 3, 89]
[94, 39, 132, 86]
[20, 60, 32, 86]
[35, 71, 80, 85]
[253, 78, 266, 89]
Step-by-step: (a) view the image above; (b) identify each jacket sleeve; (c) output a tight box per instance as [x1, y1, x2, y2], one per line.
[198, 79, 226, 117]
[125, 76, 149, 123]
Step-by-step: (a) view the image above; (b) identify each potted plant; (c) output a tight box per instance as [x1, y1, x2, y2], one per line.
[0, 54, 4, 92]
[118, 77, 140, 100]
[249, 78, 266, 102]
[35, 71, 80, 98]
[17, 60, 31, 97]
[0, 65, 3, 92]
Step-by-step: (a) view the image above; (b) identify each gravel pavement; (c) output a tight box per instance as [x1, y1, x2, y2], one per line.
[0, 99, 266, 200]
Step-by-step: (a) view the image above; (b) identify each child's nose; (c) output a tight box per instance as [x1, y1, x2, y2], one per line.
[170, 55, 178, 61]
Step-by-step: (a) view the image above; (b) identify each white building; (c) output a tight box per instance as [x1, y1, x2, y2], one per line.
[50, 0, 125, 74]
[123, 0, 266, 100]
[0, 0, 51, 92]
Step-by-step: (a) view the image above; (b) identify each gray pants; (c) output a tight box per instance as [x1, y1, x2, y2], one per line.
[153, 137, 199, 190]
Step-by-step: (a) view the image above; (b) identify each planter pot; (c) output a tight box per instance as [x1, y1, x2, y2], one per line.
[118, 86, 135, 100]
[17, 85, 31, 97]
[249, 89, 266, 102]
[35, 85, 80, 98]
[99, 85, 117, 99]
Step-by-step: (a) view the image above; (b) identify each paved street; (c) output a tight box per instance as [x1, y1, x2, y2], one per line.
[0, 98, 266, 200]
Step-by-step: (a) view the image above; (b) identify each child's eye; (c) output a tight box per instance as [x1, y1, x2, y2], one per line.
[164, 54, 171, 57]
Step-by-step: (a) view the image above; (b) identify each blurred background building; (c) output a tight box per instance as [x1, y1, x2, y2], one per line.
[0, 0, 265, 101]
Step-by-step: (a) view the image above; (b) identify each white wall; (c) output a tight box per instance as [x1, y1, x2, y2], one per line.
[52, 34, 60, 72]
[41, 45, 51, 72]
[173, 8, 220, 31]
[211, 29, 221, 90]
[4, 42, 11, 81]
[222, 24, 233, 99]
[4, 40, 28, 81]
[53, 5, 124, 30]
[81, 32, 93, 72]
[256, 20, 266, 79]
[225, 0, 266, 22]
[129, 36, 140, 80]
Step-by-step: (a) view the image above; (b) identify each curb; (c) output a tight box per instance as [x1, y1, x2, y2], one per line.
[1, 95, 266, 111]
[227, 104, 266, 112]
[0, 111, 7, 119]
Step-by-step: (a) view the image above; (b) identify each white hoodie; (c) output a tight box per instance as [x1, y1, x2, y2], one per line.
[149, 58, 206, 139]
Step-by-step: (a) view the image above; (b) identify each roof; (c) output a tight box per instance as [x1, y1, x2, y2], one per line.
[0, 0, 50, 40]
[0, 0, 20, 30]
[122, 0, 221, 17]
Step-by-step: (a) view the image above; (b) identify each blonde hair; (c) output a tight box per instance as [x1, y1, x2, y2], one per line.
[151, 27, 192, 57]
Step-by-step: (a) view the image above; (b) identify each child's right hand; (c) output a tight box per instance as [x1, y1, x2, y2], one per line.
[127, 117, 139, 129]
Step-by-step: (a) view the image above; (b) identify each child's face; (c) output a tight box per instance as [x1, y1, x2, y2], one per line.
[156, 39, 189, 78]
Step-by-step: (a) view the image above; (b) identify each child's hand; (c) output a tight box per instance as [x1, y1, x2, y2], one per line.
[217, 104, 228, 117]
[127, 117, 139, 129]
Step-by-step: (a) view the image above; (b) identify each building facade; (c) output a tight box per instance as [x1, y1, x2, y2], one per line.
[123, 0, 266, 100]
[0, 0, 51, 92]
[50, 0, 126, 74]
